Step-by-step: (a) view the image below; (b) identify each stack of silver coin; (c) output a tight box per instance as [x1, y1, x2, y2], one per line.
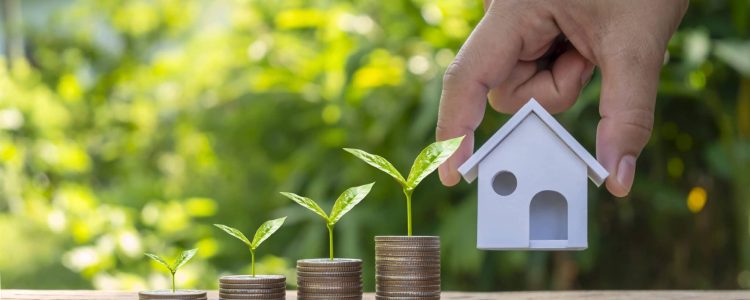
[296, 258, 363, 299]
[375, 236, 441, 299]
[138, 290, 207, 300]
[218, 275, 286, 300]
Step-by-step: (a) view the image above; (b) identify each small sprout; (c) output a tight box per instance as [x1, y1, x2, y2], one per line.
[145, 248, 198, 293]
[345, 136, 464, 235]
[281, 182, 374, 260]
[214, 216, 286, 276]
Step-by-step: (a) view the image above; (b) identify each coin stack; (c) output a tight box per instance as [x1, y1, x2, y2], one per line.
[139, 290, 207, 300]
[218, 275, 286, 300]
[375, 236, 441, 299]
[296, 258, 363, 299]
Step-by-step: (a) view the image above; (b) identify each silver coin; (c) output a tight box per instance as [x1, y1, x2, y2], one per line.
[296, 294, 361, 299]
[297, 272, 362, 278]
[375, 241, 440, 246]
[376, 272, 440, 279]
[375, 296, 439, 300]
[375, 245, 441, 250]
[376, 247, 440, 253]
[376, 264, 440, 270]
[297, 258, 362, 267]
[218, 291, 285, 299]
[376, 284, 440, 292]
[219, 275, 286, 284]
[296, 267, 362, 273]
[376, 256, 440, 261]
[376, 254, 440, 259]
[375, 264, 441, 270]
[376, 258, 440, 265]
[376, 253, 441, 259]
[377, 274, 440, 280]
[298, 275, 362, 280]
[377, 284, 440, 289]
[218, 287, 286, 294]
[375, 242, 439, 247]
[139, 290, 206, 300]
[297, 282, 362, 288]
[374, 236, 439, 241]
[138, 296, 206, 299]
[376, 253, 440, 258]
[376, 239, 439, 243]
[297, 284, 363, 290]
[297, 293, 362, 299]
[297, 287, 362, 294]
[138, 296, 208, 299]
[375, 256, 440, 261]
[376, 291, 441, 297]
[297, 285, 363, 291]
[297, 278, 362, 285]
[297, 284, 362, 290]
[297, 270, 361, 277]
[377, 275, 440, 282]
[376, 281, 441, 287]
[297, 290, 361, 295]
[220, 282, 286, 289]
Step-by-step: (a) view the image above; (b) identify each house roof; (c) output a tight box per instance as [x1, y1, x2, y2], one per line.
[457, 98, 609, 186]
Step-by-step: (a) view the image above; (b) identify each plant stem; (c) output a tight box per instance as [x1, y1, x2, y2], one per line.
[327, 223, 334, 260]
[171, 271, 176, 293]
[250, 249, 256, 277]
[403, 189, 413, 236]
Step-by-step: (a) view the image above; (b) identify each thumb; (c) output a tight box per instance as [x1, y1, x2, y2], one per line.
[597, 50, 663, 197]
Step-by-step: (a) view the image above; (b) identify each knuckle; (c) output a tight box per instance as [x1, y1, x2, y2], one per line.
[607, 107, 655, 145]
[436, 122, 474, 139]
[605, 36, 666, 71]
[443, 59, 469, 87]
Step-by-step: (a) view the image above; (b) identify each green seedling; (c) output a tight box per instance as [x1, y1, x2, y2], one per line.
[344, 136, 464, 236]
[280, 182, 374, 260]
[144, 248, 198, 293]
[214, 216, 286, 277]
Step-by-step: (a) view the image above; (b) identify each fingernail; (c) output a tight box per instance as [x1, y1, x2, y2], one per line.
[580, 65, 595, 86]
[616, 155, 636, 194]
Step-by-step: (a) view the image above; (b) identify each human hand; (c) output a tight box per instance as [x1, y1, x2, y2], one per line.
[436, 0, 688, 197]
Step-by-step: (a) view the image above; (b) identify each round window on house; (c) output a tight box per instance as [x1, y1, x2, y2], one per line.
[492, 171, 517, 196]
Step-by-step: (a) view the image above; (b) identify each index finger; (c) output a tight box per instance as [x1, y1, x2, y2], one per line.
[437, 2, 522, 186]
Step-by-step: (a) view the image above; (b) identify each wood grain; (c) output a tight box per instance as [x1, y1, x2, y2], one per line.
[2, 290, 750, 300]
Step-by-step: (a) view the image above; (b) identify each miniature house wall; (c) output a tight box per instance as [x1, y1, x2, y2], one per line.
[458, 98, 608, 250]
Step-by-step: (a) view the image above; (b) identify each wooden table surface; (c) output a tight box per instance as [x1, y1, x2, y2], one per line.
[2, 290, 750, 299]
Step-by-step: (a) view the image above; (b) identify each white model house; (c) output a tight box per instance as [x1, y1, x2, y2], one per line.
[458, 98, 609, 250]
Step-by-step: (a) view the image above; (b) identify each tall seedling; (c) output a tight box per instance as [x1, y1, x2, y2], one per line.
[280, 183, 374, 260]
[145, 248, 198, 293]
[345, 136, 464, 235]
[214, 217, 286, 276]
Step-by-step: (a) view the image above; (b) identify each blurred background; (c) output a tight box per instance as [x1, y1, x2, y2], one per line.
[0, 0, 749, 292]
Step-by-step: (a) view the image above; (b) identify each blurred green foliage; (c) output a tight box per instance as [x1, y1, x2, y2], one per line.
[0, 0, 749, 292]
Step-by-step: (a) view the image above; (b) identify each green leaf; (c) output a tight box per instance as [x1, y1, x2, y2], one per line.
[406, 136, 464, 189]
[328, 182, 375, 225]
[214, 224, 252, 246]
[715, 40, 750, 77]
[145, 253, 173, 273]
[251, 216, 287, 250]
[280, 192, 329, 220]
[173, 248, 198, 271]
[344, 148, 406, 186]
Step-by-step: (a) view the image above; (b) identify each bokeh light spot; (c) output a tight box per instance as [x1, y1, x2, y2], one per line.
[687, 186, 707, 213]
[667, 157, 684, 178]
[322, 104, 341, 124]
